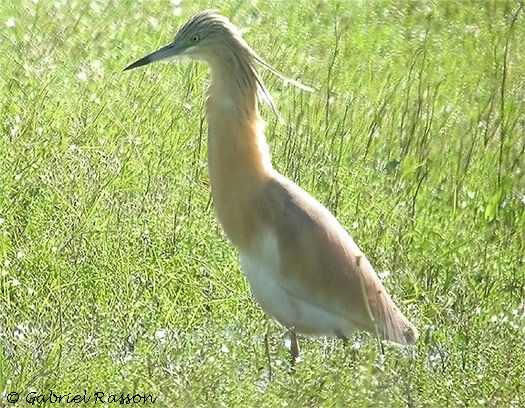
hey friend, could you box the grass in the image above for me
[1,0,524,406]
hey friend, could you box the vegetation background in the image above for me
[1,0,524,406]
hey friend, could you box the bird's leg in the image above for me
[340,336,348,357]
[339,335,349,348]
[378,340,385,356]
[264,317,273,381]
[339,335,353,363]
[375,332,386,371]
[288,328,299,366]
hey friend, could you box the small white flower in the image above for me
[90,2,102,13]
[10,125,19,137]
[171,0,181,6]
[148,17,159,28]
[17,251,25,259]
[90,60,104,77]
[14,324,29,340]
[11,278,20,287]
[465,25,480,36]
[76,70,87,81]
[378,270,390,280]
[284,338,291,349]
[0,217,4,224]
[14,329,25,340]
[17,324,29,332]
[441,104,453,115]
[85,335,95,344]
[155,329,167,344]
[221,344,229,353]
[6,17,16,28]
[1,270,7,277]
[352,221,359,229]
[173,7,182,16]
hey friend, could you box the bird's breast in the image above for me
[239,228,354,337]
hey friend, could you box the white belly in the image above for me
[239,230,354,337]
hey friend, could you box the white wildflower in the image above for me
[148,17,159,28]
[378,270,390,280]
[14,326,26,340]
[76,70,87,81]
[90,60,104,77]
[155,329,167,344]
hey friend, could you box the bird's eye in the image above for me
[191,35,200,43]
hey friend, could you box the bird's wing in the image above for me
[258,175,417,345]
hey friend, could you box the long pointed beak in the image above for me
[124,41,186,71]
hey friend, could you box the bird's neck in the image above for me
[204,61,275,247]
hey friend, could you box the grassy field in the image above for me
[1,0,524,406]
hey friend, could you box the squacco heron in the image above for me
[125,11,418,361]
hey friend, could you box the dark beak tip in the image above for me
[123,63,137,72]
[123,56,152,72]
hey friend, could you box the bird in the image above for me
[124,10,418,361]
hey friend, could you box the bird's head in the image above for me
[124,10,313,119]
[124,10,243,70]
